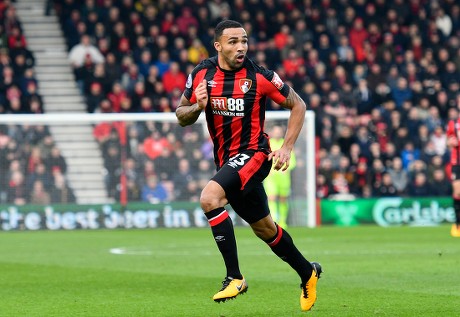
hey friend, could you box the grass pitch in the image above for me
[0,225,459,316]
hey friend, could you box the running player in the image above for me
[176,20,322,311]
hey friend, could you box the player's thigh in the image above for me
[212,151,271,196]
[229,183,271,224]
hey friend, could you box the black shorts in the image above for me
[211,150,272,224]
[452,165,460,181]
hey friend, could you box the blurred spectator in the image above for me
[401,142,420,170]
[429,168,452,197]
[316,174,330,199]
[172,158,195,199]
[7,171,27,205]
[187,38,209,65]
[48,146,67,174]
[68,34,104,68]
[162,62,186,94]
[141,175,168,203]
[408,172,430,197]
[143,130,172,160]
[387,157,408,196]
[50,172,76,203]
[30,180,51,205]
[85,82,104,113]
[374,172,397,197]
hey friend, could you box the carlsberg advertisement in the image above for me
[321,197,455,226]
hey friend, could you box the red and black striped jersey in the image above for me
[447,119,460,165]
[184,56,290,169]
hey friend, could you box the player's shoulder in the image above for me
[191,56,218,75]
[245,58,286,91]
[245,58,274,78]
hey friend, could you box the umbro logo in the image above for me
[215,235,225,242]
[208,80,217,88]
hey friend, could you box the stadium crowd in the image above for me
[1,0,460,204]
[0,1,75,205]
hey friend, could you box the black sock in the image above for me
[454,199,460,226]
[206,208,242,279]
[265,224,313,283]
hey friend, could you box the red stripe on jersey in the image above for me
[267,224,283,247]
[208,210,229,226]
[238,151,268,189]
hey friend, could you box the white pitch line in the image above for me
[109,247,153,256]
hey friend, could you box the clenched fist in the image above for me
[195,79,208,110]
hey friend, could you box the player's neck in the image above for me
[217,55,241,72]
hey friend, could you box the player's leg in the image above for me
[231,184,322,311]
[204,159,250,302]
[200,180,242,280]
[451,166,460,237]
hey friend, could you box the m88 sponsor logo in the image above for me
[211,97,245,116]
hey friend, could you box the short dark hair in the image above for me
[214,20,243,42]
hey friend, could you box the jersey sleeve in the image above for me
[183,66,207,104]
[257,69,290,104]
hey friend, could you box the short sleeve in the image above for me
[257,70,290,104]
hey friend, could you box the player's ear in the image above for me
[214,41,221,52]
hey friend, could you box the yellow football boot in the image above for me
[300,262,322,311]
[451,224,460,237]
[213,276,248,302]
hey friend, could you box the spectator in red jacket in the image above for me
[162,62,186,94]
[349,17,368,63]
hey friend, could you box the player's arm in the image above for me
[176,79,208,127]
[268,87,306,171]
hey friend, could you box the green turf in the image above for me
[0,225,459,316]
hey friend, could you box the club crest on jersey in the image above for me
[271,72,284,90]
[239,79,252,93]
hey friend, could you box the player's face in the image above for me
[215,27,248,70]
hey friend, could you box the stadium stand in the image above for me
[0,0,76,205]
[2,0,460,204]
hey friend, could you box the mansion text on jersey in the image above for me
[213,110,245,117]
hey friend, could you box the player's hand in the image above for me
[195,79,208,110]
[268,146,291,171]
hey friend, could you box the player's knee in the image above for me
[200,181,227,212]
[200,190,222,212]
